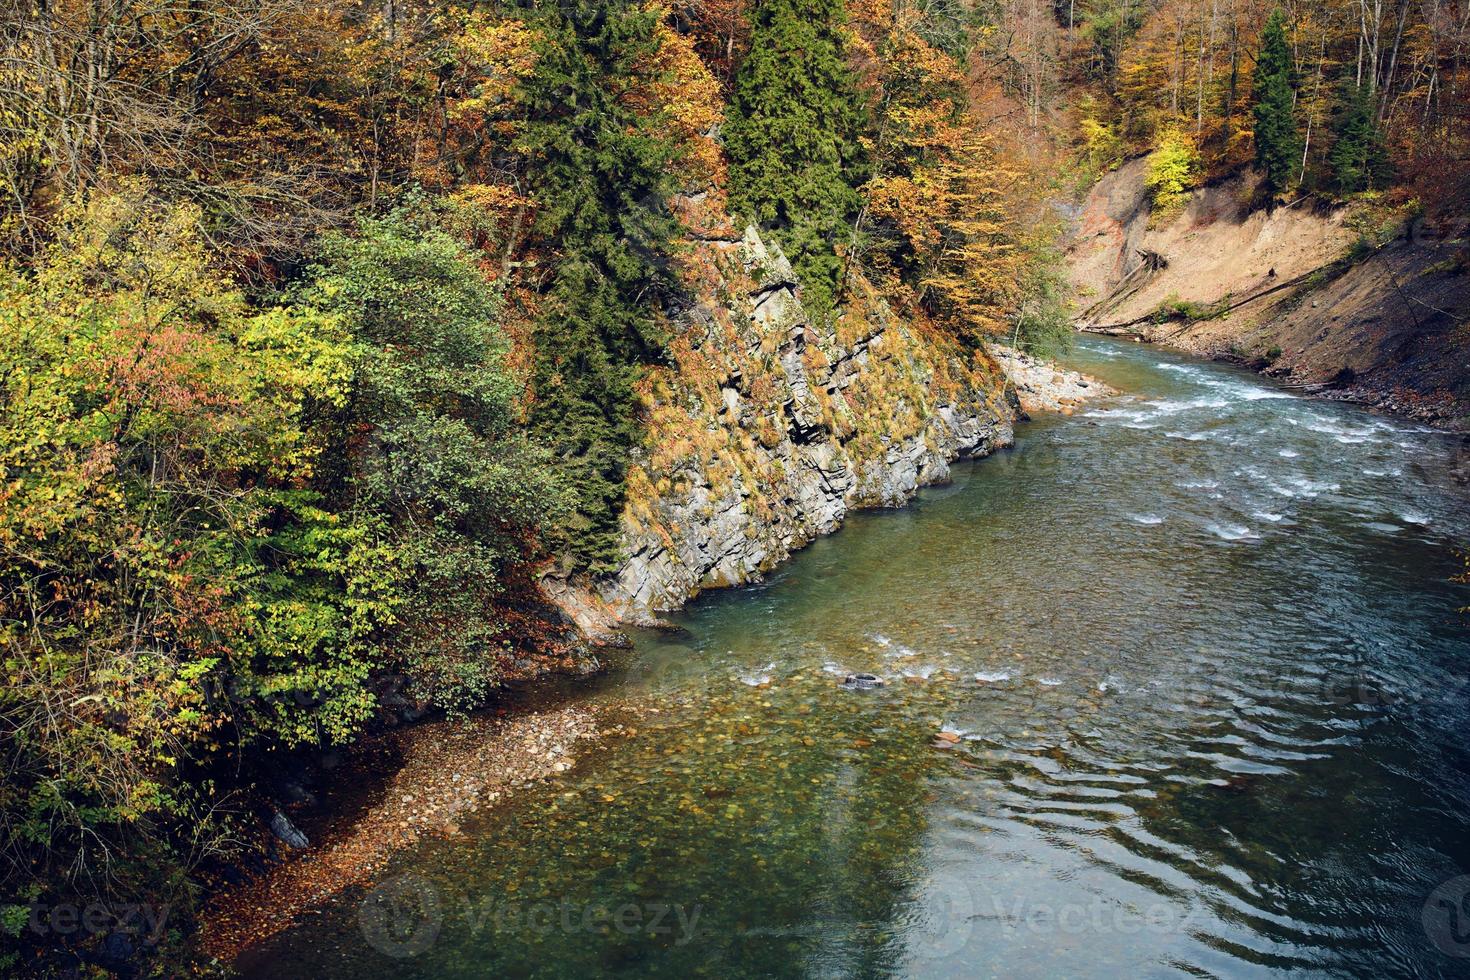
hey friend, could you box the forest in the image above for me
[2,0,1468,975]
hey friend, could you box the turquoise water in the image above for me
[240,339,1470,978]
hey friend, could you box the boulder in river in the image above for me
[841,673,885,690]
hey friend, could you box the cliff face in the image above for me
[1069,160,1470,427]
[598,226,1015,620]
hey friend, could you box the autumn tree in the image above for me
[669,0,751,86]
[1145,126,1201,217]
[0,0,402,258]
[852,2,1037,346]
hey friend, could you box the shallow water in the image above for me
[241,339,1470,978]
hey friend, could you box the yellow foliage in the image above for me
[448,10,540,121]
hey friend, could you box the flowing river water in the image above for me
[241,338,1470,978]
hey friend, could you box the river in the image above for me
[240,338,1470,978]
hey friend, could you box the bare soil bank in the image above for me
[1069,159,1470,429]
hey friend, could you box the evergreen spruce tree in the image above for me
[724,0,869,311]
[1328,81,1393,195]
[519,0,682,571]
[1251,9,1302,198]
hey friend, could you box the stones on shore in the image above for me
[991,344,1116,415]
[268,810,310,850]
[201,706,601,962]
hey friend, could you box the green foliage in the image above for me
[0,186,356,965]
[301,209,565,709]
[1152,293,1231,323]
[1252,10,1302,197]
[1145,127,1200,220]
[1329,82,1393,195]
[1012,240,1076,358]
[518,0,683,572]
[1347,234,1378,262]
[725,0,870,311]
[0,190,564,972]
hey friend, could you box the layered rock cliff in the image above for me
[597,226,1016,620]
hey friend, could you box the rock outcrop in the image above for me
[598,226,1016,619]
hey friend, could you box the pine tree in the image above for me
[1251,9,1301,198]
[1328,82,1393,195]
[519,0,683,571]
[724,0,869,311]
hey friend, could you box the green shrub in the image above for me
[1144,127,1200,222]
[0,192,565,973]
[301,210,567,710]
[0,187,360,969]
[1152,293,1228,323]
[1012,240,1076,358]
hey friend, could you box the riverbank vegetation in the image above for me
[0,0,1075,973]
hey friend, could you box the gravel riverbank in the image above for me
[200,705,605,961]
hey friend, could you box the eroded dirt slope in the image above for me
[1069,160,1470,427]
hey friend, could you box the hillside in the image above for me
[1069,159,1470,427]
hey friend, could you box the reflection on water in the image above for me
[241,339,1470,978]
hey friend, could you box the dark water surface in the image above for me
[241,339,1470,978]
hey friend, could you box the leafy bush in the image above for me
[1144,127,1200,221]
[0,192,563,972]
[0,186,358,967]
[1151,293,1229,323]
[1011,241,1076,358]
[300,210,566,709]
